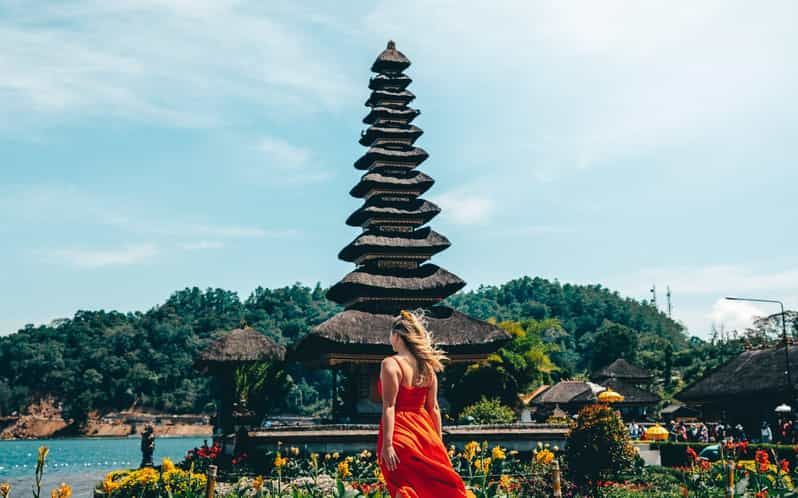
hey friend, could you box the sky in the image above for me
[2,0,797,338]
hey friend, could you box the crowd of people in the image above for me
[627,419,798,444]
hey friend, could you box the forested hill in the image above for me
[0,277,688,421]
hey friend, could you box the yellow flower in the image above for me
[448,445,456,458]
[50,483,71,498]
[464,441,480,461]
[289,446,300,456]
[0,483,10,498]
[274,453,288,469]
[161,458,176,473]
[466,489,477,498]
[324,453,331,460]
[499,475,512,490]
[337,461,351,479]
[374,467,385,485]
[332,452,340,459]
[534,449,555,465]
[310,453,319,469]
[359,449,372,459]
[474,457,492,473]
[252,476,264,492]
[491,446,506,461]
[38,446,50,465]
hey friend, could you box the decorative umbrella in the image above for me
[775,403,792,414]
[597,388,625,404]
[644,424,669,441]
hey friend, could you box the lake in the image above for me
[0,437,206,497]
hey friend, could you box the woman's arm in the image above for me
[425,373,442,439]
[380,358,401,471]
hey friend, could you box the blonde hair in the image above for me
[392,309,448,386]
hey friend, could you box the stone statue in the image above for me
[140,424,155,468]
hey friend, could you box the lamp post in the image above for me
[725,297,792,404]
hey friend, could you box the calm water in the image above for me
[0,437,205,497]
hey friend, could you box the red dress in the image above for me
[377,359,467,498]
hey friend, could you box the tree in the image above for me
[582,320,639,372]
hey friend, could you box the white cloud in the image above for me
[431,191,495,225]
[179,240,225,251]
[0,1,356,128]
[609,265,798,297]
[709,298,767,333]
[47,244,159,268]
[257,137,311,169]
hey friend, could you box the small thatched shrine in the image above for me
[291,41,511,421]
[591,359,660,420]
[196,326,285,436]
[677,344,797,433]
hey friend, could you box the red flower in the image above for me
[781,459,790,473]
[686,447,699,462]
[738,441,749,455]
[756,490,768,498]
[699,459,711,472]
[755,450,771,472]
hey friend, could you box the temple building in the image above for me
[291,41,510,421]
[591,358,660,420]
[677,344,798,434]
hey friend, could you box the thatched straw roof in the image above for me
[532,381,606,405]
[196,327,285,368]
[359,124,423,147]
[350,170,434,198]
[365,89,416,108]
[363,106,420,125]
[602,379,660,405]
[677,345,797,401]
[289,306,511,362]
[371,40,411,74]
[338,227,450,262]
[354,145,428,170]
[593,359,653,382]
[369,73,412,91]
[346,199,440,227]
[326,264,465,307]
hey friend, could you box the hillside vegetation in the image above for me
[0,276,735,423]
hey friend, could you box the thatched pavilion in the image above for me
[290,41,510,421]
[196,326,285,436]
[592,359,660,420]
[677,344,797,434]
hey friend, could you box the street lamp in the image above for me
[725,296,792,405]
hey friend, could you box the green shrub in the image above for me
[565,404,637,485]
[458,397,516,425]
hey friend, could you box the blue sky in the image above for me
[2,1,797,337]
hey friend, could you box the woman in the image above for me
[377,310,467,498]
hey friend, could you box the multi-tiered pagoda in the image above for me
[292,41,510,421]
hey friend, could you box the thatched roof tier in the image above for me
[359,124,423,147]
[289,306,511,365]
[677,345,798,402]
[338,227,450,263]
[326,264,465,307]
[371,40,411,74]
[346,198,440,227]
[363,106,420,125]
[532,381,606,405]
[354,145,428,170]
[601,379,660,405]
[593,359,654,382]
[350,170,434,199]
[369,73,412,91]
[365,89,416,108]
[196,326,285,369]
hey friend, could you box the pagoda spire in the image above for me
[327,41,465,312]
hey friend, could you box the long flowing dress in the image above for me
[377,358,467,498]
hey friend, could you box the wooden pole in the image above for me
[551,459,562,498]
[206,464,217,498]
[726,460,735,498]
